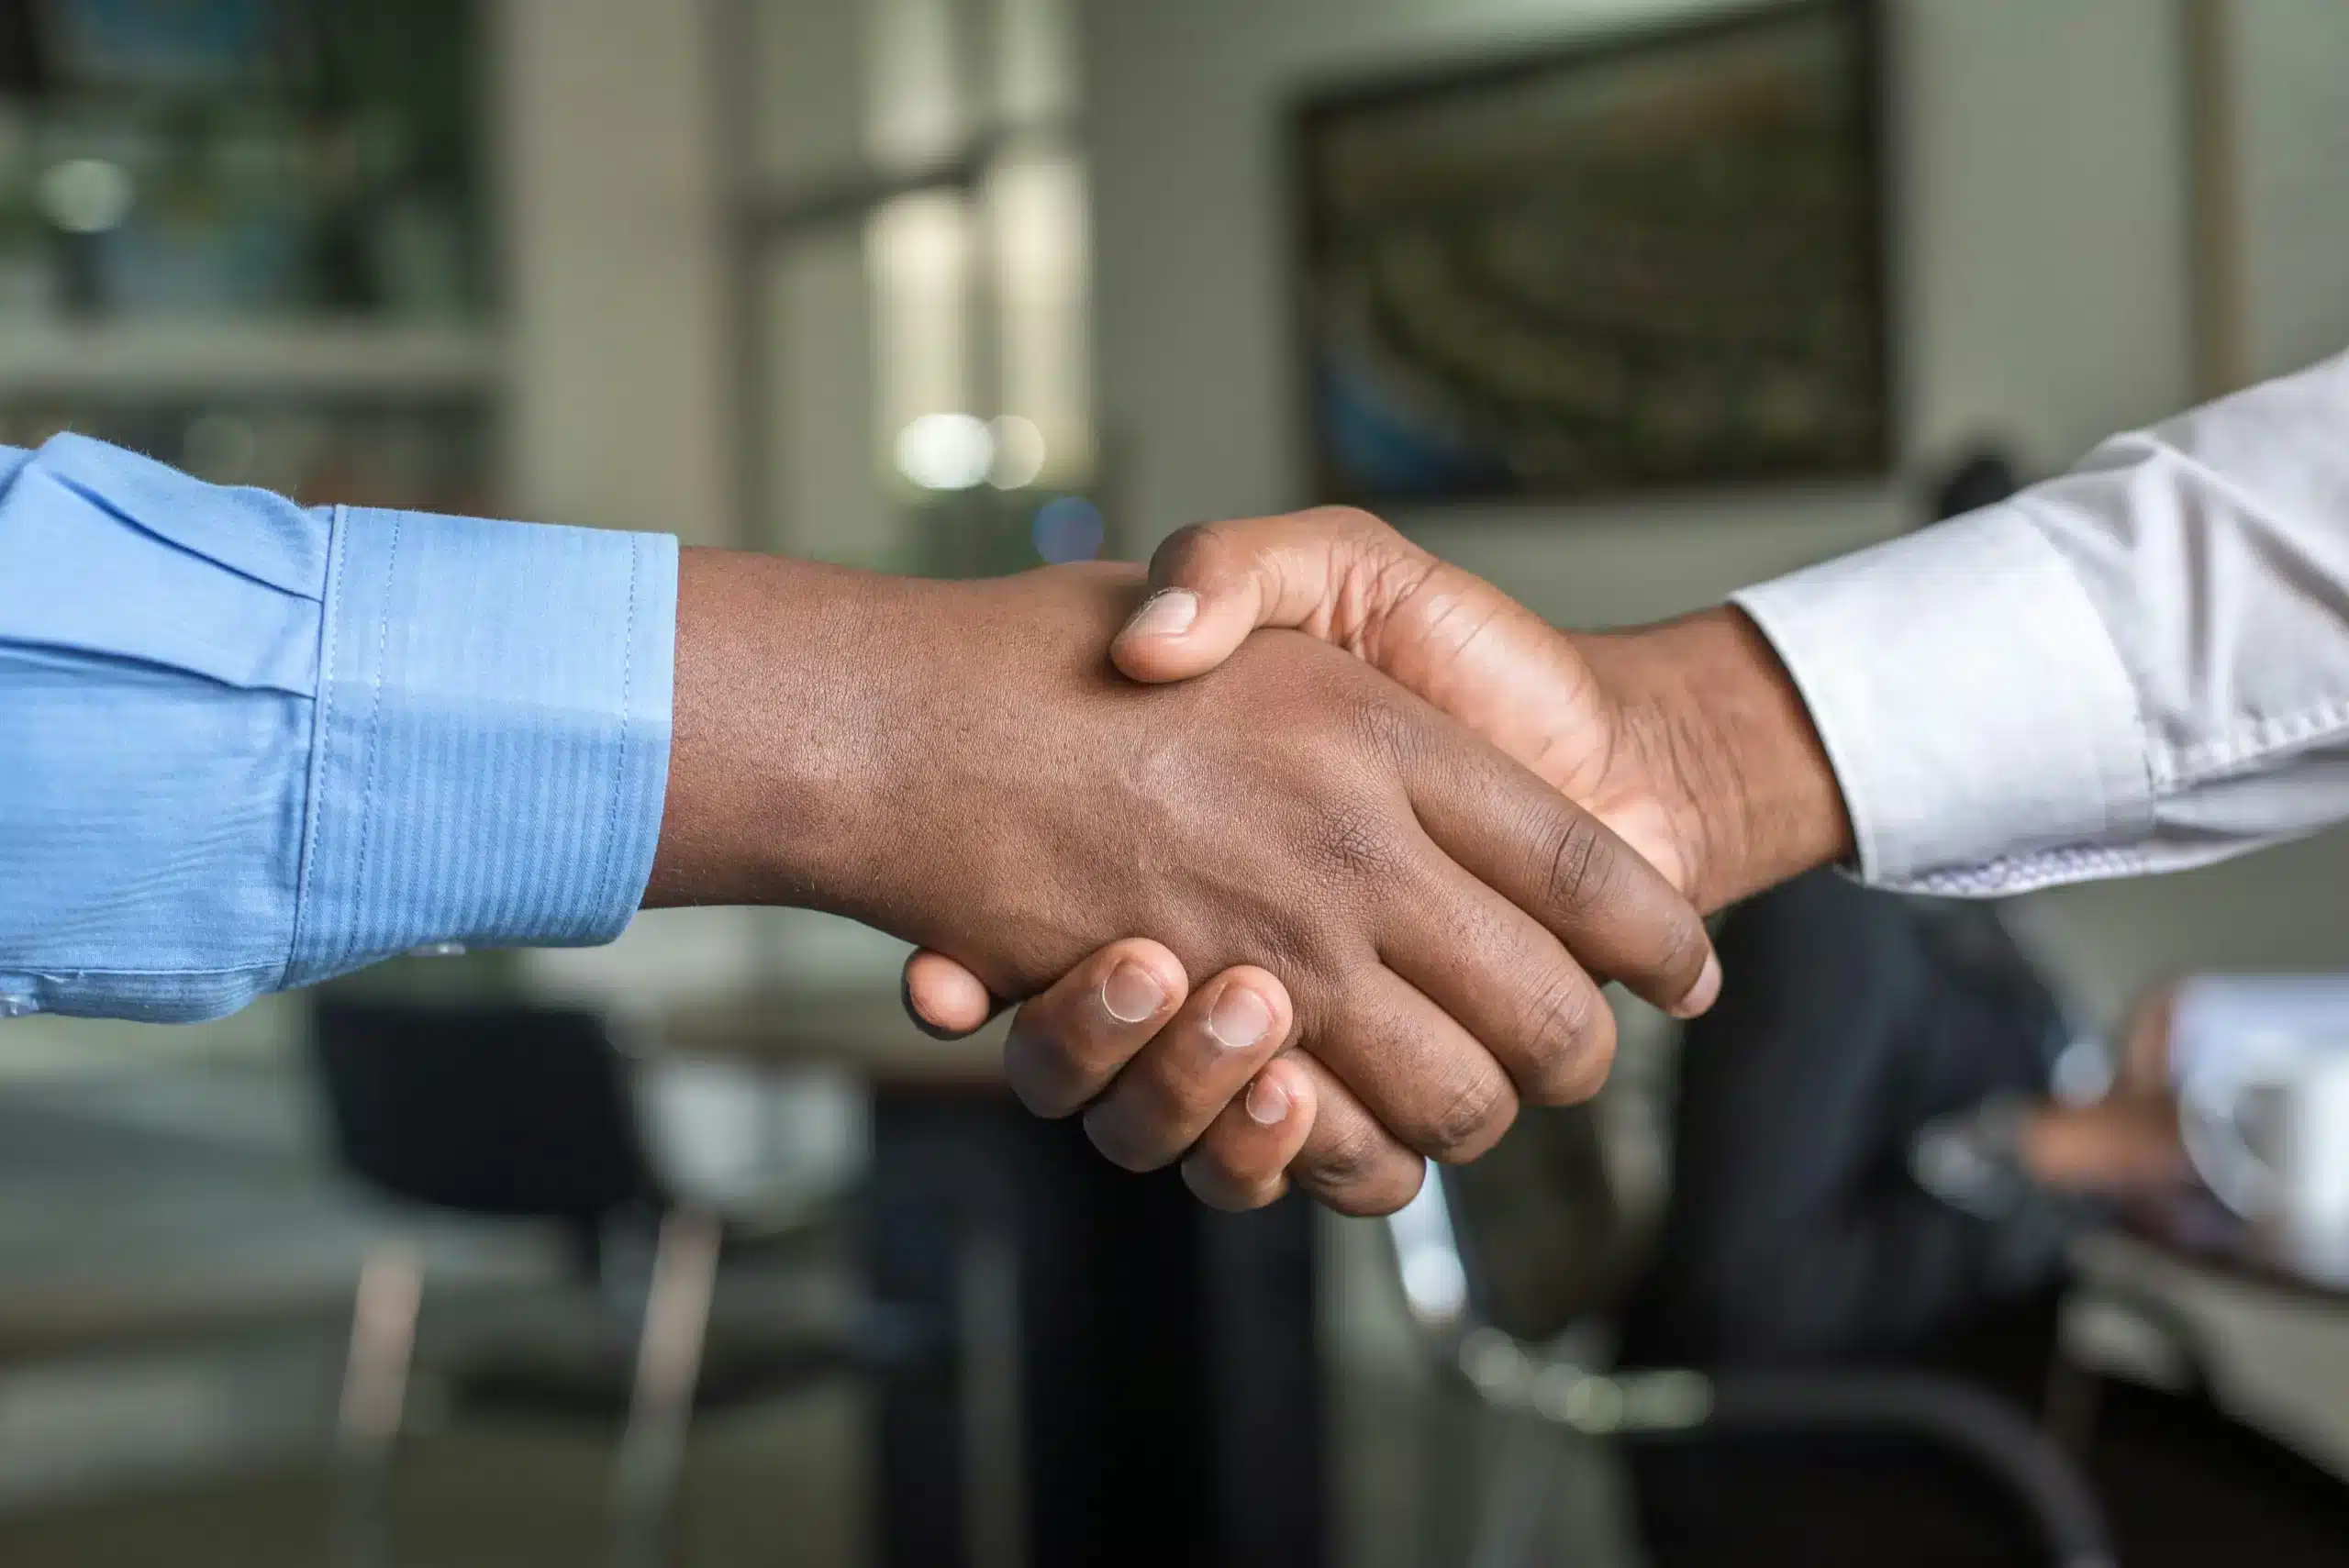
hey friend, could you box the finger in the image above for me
[1282,1056,1430,1218]
[1113,507,1430,684]
[1302,965,1520,1166]
[1404,730,1720,1019]
[1082,967,1296,1173]
[999,940,1191,1119]
[1379,853,1618,1107]
[2119,976,2185,1094]
[901,949,1000,1039]
[2021,1099,2188,1192]
[1181,1055,1319,1211]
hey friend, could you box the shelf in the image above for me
[0,321,506,401]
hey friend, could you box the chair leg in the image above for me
[1464,1414,1560,1568]
[613,1207,723,1568]
[333,1240,424,1568]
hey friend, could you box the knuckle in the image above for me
[1184,1133,1287,1211]
[1301,1113,1389,1193]
[1319,1156,1427,1218]
[1258,919,1339,993]
[1363,539,1443,608]
[1540,811,1620,918]
[1343,692,1419,766]
[1408,1067,1518,1164]
[1183,1159,1272,1213]
[1001,1029,1085,1118]
[1071,1029,1145,1085]
[1141,1064,1219,1139]
[1302,504,1386,538]
[1653,911,1708,991]
[1083,1102,1172,1173]
[1519,977,1617,1105]
[1315,801,1401,882]
[1006,1070,1072,1121]
[1197,1118,1285,1188]
[1152,520,1225,584]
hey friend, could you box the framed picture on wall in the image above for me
[1291,0,1891,505]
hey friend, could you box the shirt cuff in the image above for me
[286,507,677,985]
[1730,506,2151,894]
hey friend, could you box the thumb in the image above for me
[1112,508,1423,684]
[1111,522,1274,683]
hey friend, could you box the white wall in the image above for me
[2235,0,2349,384]
[499,0,733,546]
[1082,0,2349,1021]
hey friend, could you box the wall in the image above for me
[2235,0,2349,384]
[1082,0,2349,1022]
[499,0,733,546]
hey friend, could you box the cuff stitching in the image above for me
[596,535,643,917]
[2156,696,2349,786]
[344,513,402,970]
[287,505,351,984]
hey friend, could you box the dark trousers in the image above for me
[1621,872,2349,1565]
[1627,870,2068,1369]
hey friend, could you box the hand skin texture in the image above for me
[901,507,1855,1212]
[644,546,1718,1216]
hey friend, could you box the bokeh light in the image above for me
[1031,495,1106,562]
[36,159,134,235]
[894,412,994,491]
[987,415,1048,488]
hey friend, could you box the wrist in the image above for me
[644,547,902,911]
[1577,606,1852,912]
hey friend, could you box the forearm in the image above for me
[1576,607,1854,913]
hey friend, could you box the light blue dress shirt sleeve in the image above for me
[0,433,677,1023]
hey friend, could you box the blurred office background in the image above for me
[4,1,2349,1564]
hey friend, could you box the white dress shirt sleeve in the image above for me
[1731,350,2349,896]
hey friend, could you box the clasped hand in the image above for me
[896,508,1740,1216]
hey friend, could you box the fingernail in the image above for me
[1245,1075,1290,1126]
[1102,962,1165,1024]
[1123,589,1198,639]
[1671,951,1723,1019]
[1208,985,1274,1050]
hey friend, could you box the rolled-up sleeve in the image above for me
[0,433,676,1022]
[1733,350,2349,896]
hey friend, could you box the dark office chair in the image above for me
[310,998,910,1568]
[1386,1104,2116,1568]
[312,999,663,1284]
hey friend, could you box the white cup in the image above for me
[2179,1029,2349,1251]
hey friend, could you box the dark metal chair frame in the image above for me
[1384,1106,2118,1568]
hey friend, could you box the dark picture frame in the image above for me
[1289,0,1893,506]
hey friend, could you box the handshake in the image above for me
[647,507,1852,1216]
